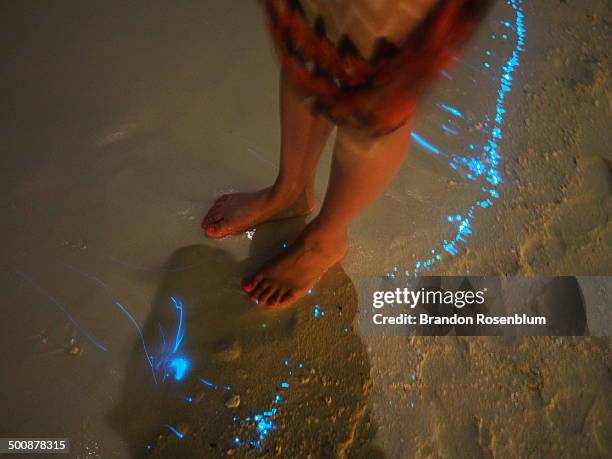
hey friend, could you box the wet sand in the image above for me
[0,0,610,458]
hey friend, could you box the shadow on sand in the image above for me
[110,219,386,458]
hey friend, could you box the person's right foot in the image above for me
[202,187,315,238]
[243,224,348,306]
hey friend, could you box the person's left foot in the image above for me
[243,226,347,307]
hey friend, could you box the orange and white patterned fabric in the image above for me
[266,0,493,135]
[298,0,441,59]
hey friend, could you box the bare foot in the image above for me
[202,187,315,238]
[242,226,347,307]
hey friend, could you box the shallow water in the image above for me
[0,0,610,457]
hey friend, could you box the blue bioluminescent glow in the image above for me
[229,360,307,449]
[402,0,525,279]
[150,296,192,382]
[168,356,190,381]
[145,0,525,448]
[55,264,195,385]
[198,377,232,391]
[170,296,184,353]
[410,132,444,156]
[239,392,282,447]
[437,103,465,119]
[441,123,459,136]
[115,301,158,384]
[14,268,108,352]
[165,424,185,440]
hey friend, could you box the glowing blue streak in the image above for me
[199,378,215,388]
[165,424,185,439]
[115,301,157,384]
[169,296,184,353]
[441,124,459,136]
[58,263,183,384]
[198,377,231,391]
[14,269,108,352]
[410,132,444,156]
[437,103,465,119]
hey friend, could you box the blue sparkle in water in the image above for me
[441,123,459,136]
[437,103,465,119]
[238,390,284,448]
[280,382,289,388]
[405,0,525,278]
[115,301,158,384]
[49,265,192,384]
[313,305,325,317]
[165,424,185,439]
[198,377,231,391]
[199,378,216,388]
[157,296,192,382]
[168,356,190,381]
[170,296,184,353]
[410,131,444,156]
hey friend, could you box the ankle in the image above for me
[303,218,348,242]
[269,183,313,207]
[269,181,299,200]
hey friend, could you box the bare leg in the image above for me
[244,123,412,306]
[203,72,333,238]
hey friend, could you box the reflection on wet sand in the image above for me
[111,222,385,458]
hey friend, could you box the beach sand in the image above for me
[0,0,610,457]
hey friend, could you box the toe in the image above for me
[243,273,264,292]
[259,286,277,305]
[205,223,225,239]
[203,212,220,224]
[264,289,282,307]
[207,211,223,222]
[279,289,296,306]
[250,282,270,302]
